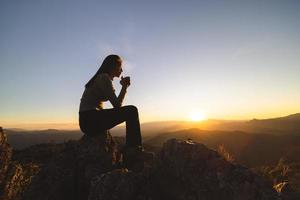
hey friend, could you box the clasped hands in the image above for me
[120,76,131,88]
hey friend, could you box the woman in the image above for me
[79,54,145,154]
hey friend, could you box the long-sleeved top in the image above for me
[79,73,125,112]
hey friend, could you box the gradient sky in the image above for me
[1,0,300,128]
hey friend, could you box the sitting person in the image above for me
[79,54,152,164]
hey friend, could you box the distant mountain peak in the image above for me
[249,113,300,122]
[284,113,300,120]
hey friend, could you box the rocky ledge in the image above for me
[89,139,279,200]
[1,127,281,200]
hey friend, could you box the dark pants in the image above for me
[79,105,142,147]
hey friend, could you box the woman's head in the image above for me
[85,54,122,88]
[98,54,122,74]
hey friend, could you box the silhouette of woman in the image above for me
[79,55,142,150]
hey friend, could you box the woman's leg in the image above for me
[80,106,142,147]
[100,105,142,147]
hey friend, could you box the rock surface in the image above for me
[1,128,282,200]
[0,127,12,189]
[22,131,118,200]
[274,181,299,200]
[89,139,279,200]
[1,127,40,200]
[1,128,118,200]
[0,126,12,198]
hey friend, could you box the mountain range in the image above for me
[4,113,300,149]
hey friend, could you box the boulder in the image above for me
[89,139,279,200]
[0,127,40,200]
[0,127,13,199]
[22,131,118,200]
[76,132,118,200]
[0,127,12,189]
[155,139,279,200]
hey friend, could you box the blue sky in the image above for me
[1,0,300,128]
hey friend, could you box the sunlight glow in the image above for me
[189,111,207,121]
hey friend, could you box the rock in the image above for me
[88,168,149,200]
[1,128,287,200]
[154,139,279,200]
[21,131,118,200]
[0,127,13,198]
[1,163,39,200]
[76,132,118,200]
[0,127,12,189]
[274,181,298,200]
[89,139,280,200]
[21,140,79,200]
[1,128,120,200]
[0,127,40,200]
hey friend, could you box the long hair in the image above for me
[85,54,122,88]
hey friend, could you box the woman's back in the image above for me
[79,73,115,112]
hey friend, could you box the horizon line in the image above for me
[2,112,299,131]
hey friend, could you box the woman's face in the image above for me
[111,61,123,78]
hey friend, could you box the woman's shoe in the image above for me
[122,146,154,171]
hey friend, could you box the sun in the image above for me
[189,111,207,122]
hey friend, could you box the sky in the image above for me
[1,0,300,128]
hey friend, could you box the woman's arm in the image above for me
[114,76,130,107]
[114,85,128,107]
[104,75,130,108]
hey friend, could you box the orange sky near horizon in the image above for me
[2,109,299,130]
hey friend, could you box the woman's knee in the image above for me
[123,105,138,116]
[127,105,138,112]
